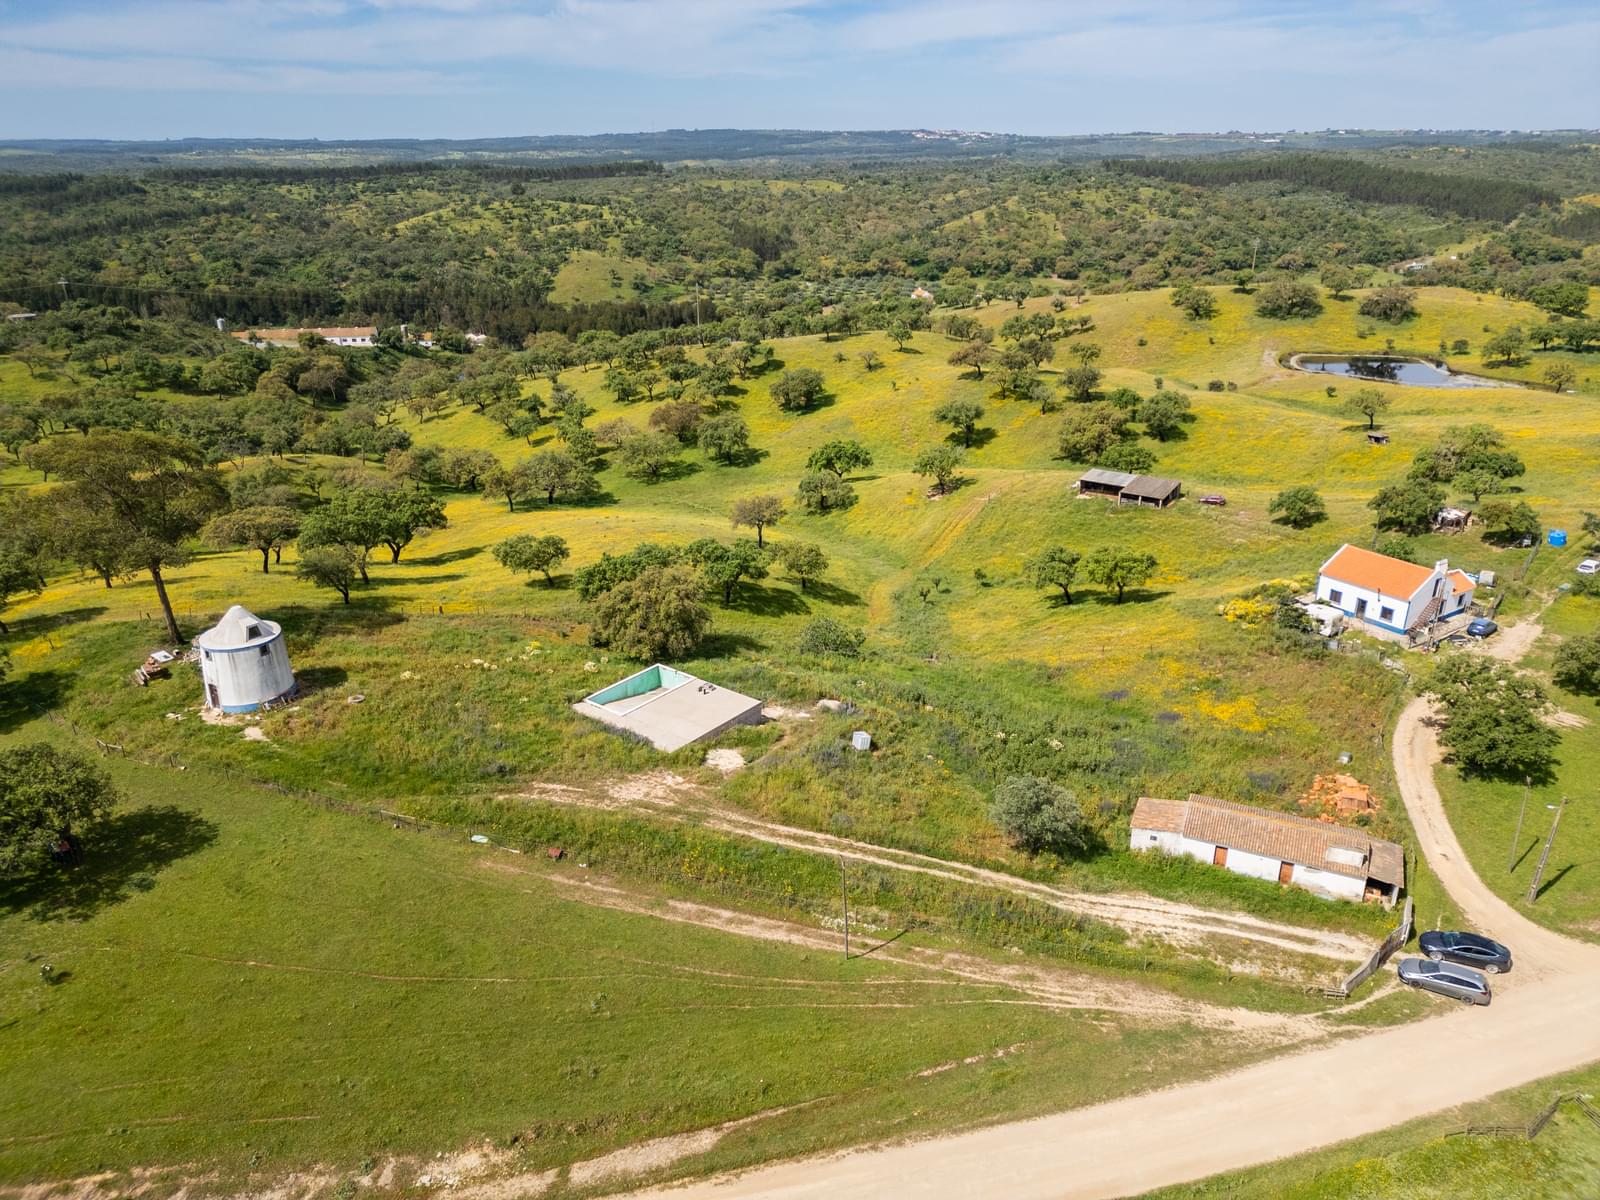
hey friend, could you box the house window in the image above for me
[1328,589,1343,604]
[1379,606,1395,622]
[258,645,271,658]
[202,650,211,661]
[245,623,262,639]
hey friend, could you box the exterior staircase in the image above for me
[1407,595,1443,638]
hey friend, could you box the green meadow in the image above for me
[3,281,1598,1185]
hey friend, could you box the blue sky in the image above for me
[0,1,1595,140]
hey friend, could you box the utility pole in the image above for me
[838,856,850,960]
[1527,796,1569,905]
[57,278,69,303]
[1508,775,1531,873]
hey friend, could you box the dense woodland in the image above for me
[0,143,1596,344]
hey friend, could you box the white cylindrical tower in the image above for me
[195,605,296,712]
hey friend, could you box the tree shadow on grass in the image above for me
[407,545,485,567]
[793,579,864,607]
[0,669,72,734]
[946,427,998,451]
[7,606,109,639]
[377,571,470,586]
[729,583,810,617]
[0,806,219,923]
[641,460,703,485]
[710,447,770,469]
[294,665,350,695]
[696,631,767,657]
[275,603,405,639]
[1086,587,1174,607]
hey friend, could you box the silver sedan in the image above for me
[1396,957,1492,1005]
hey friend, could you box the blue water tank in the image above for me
[1550,529,1568,547]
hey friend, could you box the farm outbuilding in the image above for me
[1075,470,1184,507]
[195,605,296,713]
[1118,475,1183,508]
[1076,468,1135,498]
[574,664,764,751]
[1131,794,1404,906]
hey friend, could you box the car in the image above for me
[1396,958,1492,1005]
[1466,618,1498,638]
[1418,930,1512,974]
[1198,494,1227,507]
[1578,559,1600,576]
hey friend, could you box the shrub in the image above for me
[1358,286,1418,323]
[797,616,865,658]
[1254,280,1322,319]
[989,775,1091,856]
[1267,485,1326,529]
[589,564,711,660]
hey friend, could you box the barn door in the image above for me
[1212,846,1228,867]
[1278,861,1294,884]
[207,683,220,709]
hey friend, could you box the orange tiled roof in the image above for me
[1132,794,1405,886]
[1448,569,1475,592]
[1320,544,1435,600]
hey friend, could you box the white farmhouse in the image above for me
[1315,543,1474,637]
[1131,794,1404,905]
[195,605,297,713]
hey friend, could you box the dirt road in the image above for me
[613,709,1600,1200]
[520,775,1372,967]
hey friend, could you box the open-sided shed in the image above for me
[1076,468,1135,498]
[1118,475,1183,508]
[574,664,764,751]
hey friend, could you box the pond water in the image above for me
[1290,354,1506,389]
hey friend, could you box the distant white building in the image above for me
[232,326,376,348]
[196,605,296,713]
[1131,794,1404,905]
[1315,544,1474,637]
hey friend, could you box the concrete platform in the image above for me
[574,664,764,751]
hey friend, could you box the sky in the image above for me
[0,0,1596,141]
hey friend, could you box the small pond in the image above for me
[1289,354,1510,389]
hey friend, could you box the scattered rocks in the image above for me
[704,748,746,773]
[817,698,853,713]
[241,726,269,742]
[347,694,366,704]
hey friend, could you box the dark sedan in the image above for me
[1419,929,1513,974]
[1396,958,1492,1005]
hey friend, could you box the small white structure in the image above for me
[231,326,376,348]
[195,605,296,713]
[574,664,763,751]
[1315,544,1474,637]
[1131,794,1404,905]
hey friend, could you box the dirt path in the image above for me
[485,859,1312,1040]
[608,708,1600,1200]
[517,774,1371,968]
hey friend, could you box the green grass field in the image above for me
[1140,1059,1600,1199]
[0,717,1252,1189]
[1434,588,1600,938]
[3,280,1596,1186]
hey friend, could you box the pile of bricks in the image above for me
[1298,773,1380,822]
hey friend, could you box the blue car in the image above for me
[1466,618,1498,638]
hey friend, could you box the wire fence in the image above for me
[1449,1092,1600,1141]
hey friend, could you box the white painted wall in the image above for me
[1315,578,1415,629]
[1131,827,1367,902]
[200,634,296,712]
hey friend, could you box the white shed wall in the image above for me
[1315,578,1416,630]
[1131,828,1369,902]
[200,635,295,712]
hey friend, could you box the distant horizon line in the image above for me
[3,126,1597,146]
